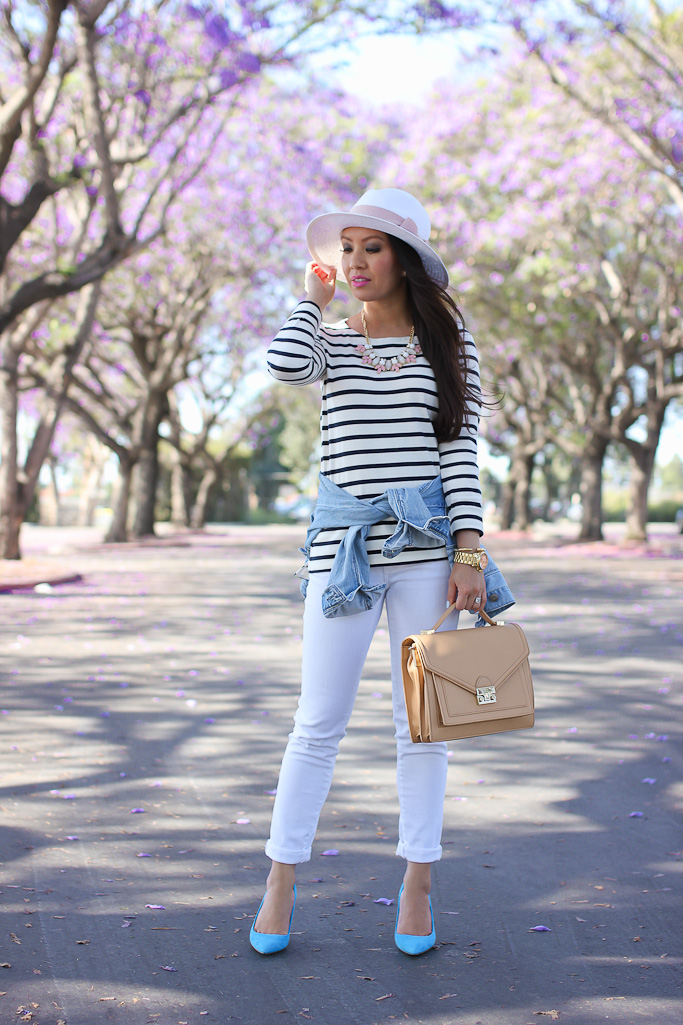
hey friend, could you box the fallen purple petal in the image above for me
[235,817,250,825]
[145,904,165,910]
[321,849,339,856]
[136,852,152,857]
[530,925,551,932]
[66,835,79,841]
[642,778,657,784]
[373,897,394,905]
[629,812,644,818]
[131,808,146,813]
[160,965,177,971]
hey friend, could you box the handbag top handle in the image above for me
[426,604,500,635]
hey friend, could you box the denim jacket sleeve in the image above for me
[475,552,515,626]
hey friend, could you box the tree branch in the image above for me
[0,0,69,177]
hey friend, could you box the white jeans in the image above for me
[265,559,458,865]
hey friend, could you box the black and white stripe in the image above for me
[267,300,483,572]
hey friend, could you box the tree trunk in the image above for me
[624,404,667,541]
[500,477,515,530]
[0,283,99,556]
[77,440,107,527]
[190,466,218,529]
[130,390,167,538]
[105,457,134,543]
[170,454,191,526]
[48,456,62,527]
[0,352,23,559]
[540,461,560,520]
[512,453,535,530]
[578,437,608,541]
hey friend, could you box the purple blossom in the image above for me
[205,14,236,48]
[219,69,239,90]
[237,52,261,75]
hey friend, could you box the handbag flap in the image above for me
[413,623,529,694]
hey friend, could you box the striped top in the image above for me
[267,300,483,573]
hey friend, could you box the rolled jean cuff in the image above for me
[395,841,442,863]
[265,840,312,865]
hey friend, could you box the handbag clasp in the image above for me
[476,686,497,705]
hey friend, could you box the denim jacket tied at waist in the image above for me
[299,474,515,623]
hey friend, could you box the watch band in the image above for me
[452,548,487,571]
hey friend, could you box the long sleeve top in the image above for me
[266,299,484,573]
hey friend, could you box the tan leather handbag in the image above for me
[401,606,534,743]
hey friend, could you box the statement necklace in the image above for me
[355,310,421,373]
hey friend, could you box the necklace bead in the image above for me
[356,310,421,373]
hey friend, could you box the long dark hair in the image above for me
[390,236,481,443]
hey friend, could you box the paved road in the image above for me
[1,525,681,1025]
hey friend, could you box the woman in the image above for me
[251,188,509,956]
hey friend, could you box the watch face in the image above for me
[479,551,489,569]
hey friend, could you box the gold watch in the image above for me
[452,547,488,572]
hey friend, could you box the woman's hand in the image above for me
[305,260,336,310]
[447,562,486,612]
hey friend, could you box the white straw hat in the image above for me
[306,188,449,288]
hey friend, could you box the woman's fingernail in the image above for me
[445,600,450,608]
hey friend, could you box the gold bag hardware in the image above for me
[401,606,534,743]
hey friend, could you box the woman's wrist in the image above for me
[455,530,482,550]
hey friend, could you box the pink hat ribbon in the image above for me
[350,204,421,239]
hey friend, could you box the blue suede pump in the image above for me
[394,883,436,955]
[249,885,297,955]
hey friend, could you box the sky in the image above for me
[309,29,482,105]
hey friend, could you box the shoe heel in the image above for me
[249,884,297,955]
